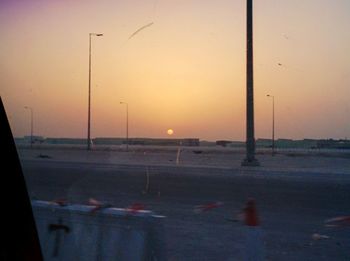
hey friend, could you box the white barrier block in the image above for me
[31,200,166,261]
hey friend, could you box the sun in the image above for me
[167,129,174,135]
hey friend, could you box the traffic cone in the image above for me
[243,198,264,261]
[244,198,259,227]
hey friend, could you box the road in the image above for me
[21,158,350,260]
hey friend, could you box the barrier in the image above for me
[31,200,166,261]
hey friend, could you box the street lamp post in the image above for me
[120,102,129,152]
[267,94,275,155]
[24,106,33,149]
[242,0,259,166]
[87,32,103,151]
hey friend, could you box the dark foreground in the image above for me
[21,159,350,260]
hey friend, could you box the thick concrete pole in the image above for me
[242,0,260,166]
[87,33,92,151]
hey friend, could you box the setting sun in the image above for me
[167,129,174,136]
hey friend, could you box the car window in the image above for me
[1,0,350,260]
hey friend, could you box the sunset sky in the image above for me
[1,0,349,141]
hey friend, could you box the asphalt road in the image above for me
[21,159,350,261]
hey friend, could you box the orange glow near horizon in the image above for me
[1,0,349,141]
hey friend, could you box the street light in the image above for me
[24,106,33,149]
[267,94,275,155]
[87,32,103,151]
[120,102,129,152]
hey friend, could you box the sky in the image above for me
[1,0,349,141]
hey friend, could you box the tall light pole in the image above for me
[242,0,259,166]
[120,102,129,152]
[24,106,33,149]
[267,94,275,155]
[87,32,103,151]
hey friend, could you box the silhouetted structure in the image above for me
[267,94,275,155]
[317,139,350,149]
[87,33,103,151]
[24,106,33,149]
[42,137,200,147]
[242,0,259,166]
[120,102,129,151]
[216,140,232,147]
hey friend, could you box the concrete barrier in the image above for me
[32,200,166,261]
